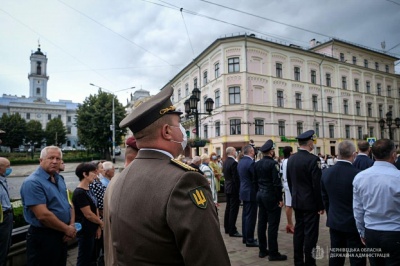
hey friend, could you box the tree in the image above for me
[45,118,67,146]
[25,120,45,148]
[0,113,27,149]
[75,89,126,159]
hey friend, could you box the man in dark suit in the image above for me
[287,130,325,266]
[321,140,366,266]
[237,144,258,247]
[353,140,374,170]
[223,146,242,237]
[109,86,230,265]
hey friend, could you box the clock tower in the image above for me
[28,44,49,102]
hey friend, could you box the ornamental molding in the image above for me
[273,80,287,86]
[341,91,351,97]
[248,76,268,84]
[272,53,286,61]
[292,83,304,89]
[226,47,241,54]
[309,86,320,93]
[248,48,268,57]
[325,89,335,95]
[227,75,242,82]
[291,58,304,65]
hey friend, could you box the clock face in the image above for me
[37,114,41,118]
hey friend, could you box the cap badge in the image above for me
[189,187,207,209]
[160,106,176,115]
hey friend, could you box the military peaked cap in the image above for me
[260,139,274,152]
[296,130,317,141]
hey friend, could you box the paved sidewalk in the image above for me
[67,203,353,266]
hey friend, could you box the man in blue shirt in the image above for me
[353,139,400,265]
[20,146,76,266]
[0,157,13,266]
[353,140,374,170]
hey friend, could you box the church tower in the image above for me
[28,44,49,102]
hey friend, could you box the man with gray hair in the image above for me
[101,161,115,188]
[189,156,204,175]
[321,140,366,265]
[20,146,76,266]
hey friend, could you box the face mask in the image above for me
[170,124,187,150]
[211,156,217,160]
[4,168,12,177]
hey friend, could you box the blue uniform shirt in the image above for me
[0,176,11,211]
[20,166,71,227]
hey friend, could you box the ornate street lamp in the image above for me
[379,111,400,140]
[184,87,214,155]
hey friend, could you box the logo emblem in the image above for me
[189,187,207,209]
[312,245,325,260]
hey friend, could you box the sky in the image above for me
[0,0,399,105]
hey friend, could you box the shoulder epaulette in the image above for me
[171,158,198,172]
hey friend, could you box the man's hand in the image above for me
[278,201,284,208]
[64,224,77,238]
[63,235,74,243]
[318,210,325,215]
[95,227,102,239]
[360,237,366,246]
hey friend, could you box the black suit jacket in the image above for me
[321,161,360,233]
[223,157,240,195]
[353,154,374,170]
[287,149,324,211]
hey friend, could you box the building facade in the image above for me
[168,34,400,157]
[0,45,79,148]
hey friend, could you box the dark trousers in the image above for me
[224,193,240,235]
[257,192,281,255]
[26,226,67,266]
[0,212,13,266]
[329,228,366,266]
[293,209,320,266]
[365,228,400,266]
[77,234,96,266]
[242,201,257,243]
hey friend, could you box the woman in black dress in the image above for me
[72,163,104,266]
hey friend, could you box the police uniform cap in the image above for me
[119,85,182,133]
[126,136,138,149]
[260,139,274,152]
[296,130,316,141]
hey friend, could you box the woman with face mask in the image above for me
[209,152,222,192]
[199,154,218,206]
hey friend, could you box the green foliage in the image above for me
[0,113,27,148]
[45,118,67,146]
[0,151,102,165]
[75,89,126,157]
[25,120,45,147]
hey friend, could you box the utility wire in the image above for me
[180,8,196,57]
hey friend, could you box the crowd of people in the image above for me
[0,85,399,266]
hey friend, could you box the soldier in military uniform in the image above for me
[109,86,230,265]
[287,130,325,266]
[254,140,287,261]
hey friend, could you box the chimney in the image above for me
[310,38,316,48]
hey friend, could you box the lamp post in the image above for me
[184,87,214,156]
[378,111,400,140]
[90,83,135,163]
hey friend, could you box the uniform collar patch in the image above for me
[188,187,207,209]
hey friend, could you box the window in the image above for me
[36,62,41,75]
[185,83,189,96]
[48,114,51,120]
[385,65,389,73]
[230,119,241,135]
[58,114,61,119]
[295,93,302,109]
[379,104,383,118]
[215,90,220,108]
[215,121,220,137]
[340,53,345,62]
[356,101,361,116]
[364,59,368,68]
[327,97,333,113]
[366,81,371,94]
[312,95,318,111]
[311,70,316,84]
[203,71,208,85]
[67,127,71,134]
[315,122,320,137]
[345,125,350,139]
[342,76,347,89]
[387,86,392,97]
[352,56,357,64]
[278,121,285,136]
[68,116,71,122]
[36,88,41,95]
[277,90,284,107]
[343,100,349,114]
[354,79,359,92]
[229,87,241,104]
[193,78,198,88]
[369,127,374,138]
[329,125,335,138]
[215,63,220,78]
[228,57,240,73]
[389,105,393,112]
[276,63,283,78]
[294,67,300,81]
[26,113,30,119]
[297,122,303,136]
[398,88,400,98]
[255,119,264,135]
[367,103,372,117]
[178,89,181,100]
[377,83,381,95]
[203,124,208,139]
[326,73,331,87]
[357,126,363,140]
[375,62,379,70]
